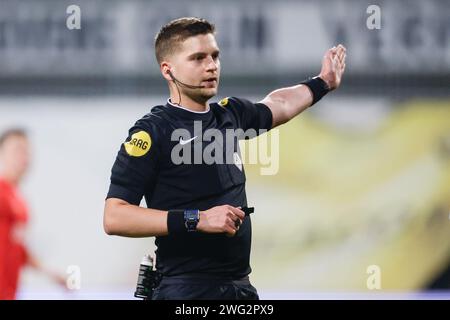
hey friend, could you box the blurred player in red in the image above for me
[0,128,65,300]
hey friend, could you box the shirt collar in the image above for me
[165,98,213,121]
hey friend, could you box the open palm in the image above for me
[319,44,346,91]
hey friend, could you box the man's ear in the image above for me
[160,62,172,82]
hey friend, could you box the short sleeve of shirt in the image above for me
[106,119,161,205]
[224,97,273,136]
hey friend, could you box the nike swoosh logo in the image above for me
[179,136,198,145]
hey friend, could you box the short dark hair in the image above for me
[154,17,215,64]
[0,128,27,147]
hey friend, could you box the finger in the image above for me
[336,55,344,68]
[338,50,346,62]
[336,46,345,59]
[331,55,339,71]
[338,52,346,67]
[337,44,346,52]
[229,206,245,220]
[336,50,344,62]
[225,227,236,237]
[325,52,334,68]
[335,55,342,69]
[226,217,239,230]
[324,47,334,59]
[227,211,239,223]
[339,57,345,71]
[227,217,242,232]
[329,48,337,59]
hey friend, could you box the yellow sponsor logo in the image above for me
[218,97,229,107]
[124,131,151,157]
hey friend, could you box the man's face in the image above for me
[168,33,220,102]
[0,135,30,181]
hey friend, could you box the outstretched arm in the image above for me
[27,254,67,287]
[260,44,347,128]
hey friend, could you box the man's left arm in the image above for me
[260,44,347,128]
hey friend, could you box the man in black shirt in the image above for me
[104,17,346,300]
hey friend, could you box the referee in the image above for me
[104,17,346,300]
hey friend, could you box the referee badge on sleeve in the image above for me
[124,130,152,157]
[218,97,229,107]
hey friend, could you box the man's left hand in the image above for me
[318,44,347,91]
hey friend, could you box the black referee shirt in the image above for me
[106,97,273,278]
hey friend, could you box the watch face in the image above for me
[185,220,197,232]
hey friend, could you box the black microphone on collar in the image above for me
[168,70,206,89]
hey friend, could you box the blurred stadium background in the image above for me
[0,0,449,299]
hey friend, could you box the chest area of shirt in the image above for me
[153,120,245,191]
[1,190,28,223]
[164,119,244,167]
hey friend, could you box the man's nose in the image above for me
[205,56,218,71]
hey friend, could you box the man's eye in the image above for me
[196,56,203,61]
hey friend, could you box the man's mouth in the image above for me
[203,77,218,87]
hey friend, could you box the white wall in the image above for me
[0,96,164,297]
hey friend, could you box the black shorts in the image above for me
[151,275,259,300]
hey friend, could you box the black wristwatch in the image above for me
[184,209,200,232]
